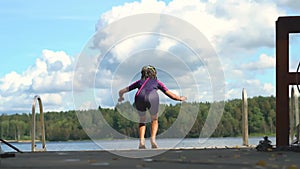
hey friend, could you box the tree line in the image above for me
[0,96,279,141]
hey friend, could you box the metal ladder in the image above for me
[0,138,22,153]
[31,95,46,152]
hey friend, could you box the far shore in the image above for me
[3,140,40,143]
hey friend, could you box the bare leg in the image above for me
[150,114,158,148]
[139,115,146,149]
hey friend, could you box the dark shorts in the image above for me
[134,90,159,116]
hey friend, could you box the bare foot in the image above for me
[139,138,146,149]
[150,138,158,149]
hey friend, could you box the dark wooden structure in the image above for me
[276,16,300,147]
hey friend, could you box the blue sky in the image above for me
[0,0,139,77]
[0,0,300,114]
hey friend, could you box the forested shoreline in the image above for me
[0,96,278,141]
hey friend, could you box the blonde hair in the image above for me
[141,65,157,79]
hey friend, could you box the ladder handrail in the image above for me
[0,138,23,153]
[31,95,46,152]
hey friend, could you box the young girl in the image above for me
[118,65,186,149]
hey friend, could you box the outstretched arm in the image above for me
[118,87,129,102]
[165,90,187,101]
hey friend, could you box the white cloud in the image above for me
[96,0,167,30]
[156,38,178,51]
[42,49,72,71]
[75,0,284,110]
[211,1,283,54]
[0,49,74,113]
[40,93,63,106]
[242,54,275,70]
[95,0,284,67]
[263,83,274,94]
[225,80,275,100]
[0,0,291,113]
[31,71,73,93]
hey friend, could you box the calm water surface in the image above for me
[1,137,275,152]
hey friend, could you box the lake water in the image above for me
[1,137,275,153]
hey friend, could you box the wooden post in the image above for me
[296,89,299,143]
[242,88,249,146]
[293,86,300,143]
[276,16,300,147]
[290,87,295,143]
[0,141,2,154]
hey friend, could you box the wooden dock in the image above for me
[1,147,299,169]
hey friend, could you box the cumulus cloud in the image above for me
[95,0,283,64]
[206,1,283,55]
[91,0,283,103]
[0,0,290,113]
[96,0,167,30]
[0,50,74,113]
[225,80,275,99]
[241,54,275,70]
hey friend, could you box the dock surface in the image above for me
[1,148,299,169]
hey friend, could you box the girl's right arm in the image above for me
[118,87,129,102]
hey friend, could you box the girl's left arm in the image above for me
[165,90,187,101]
[158,80,186,101]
